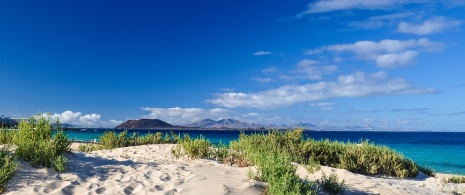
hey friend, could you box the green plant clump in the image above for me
[99,130,180,149]
[317,172,347,195]
[13,116,72,172]
[0,129,15,145]
[449,175,465,183]
[418,165,436,177]
[0,148,18,193]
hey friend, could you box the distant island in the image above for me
[115,118,277,130]
[113,118,383,131]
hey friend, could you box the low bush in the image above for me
[0,148,18,193]
[317,172,346,195]
[336,140,418,178]
[449,175,465,183]
[78,143,103,153]
[13,116,72,171]
[99,130,180,149]
[0,129,14,145]
[418,165,436,177]
[174,134,213,160]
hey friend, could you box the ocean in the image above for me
[64,129,465,175]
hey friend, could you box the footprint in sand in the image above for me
[159,173,171,181]
[95,187,106,194]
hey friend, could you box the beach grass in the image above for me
[13,116,72,171]
[317,171,347,195]
[0,147,18,194]
[449,175,465,183]
[0,115,73,193]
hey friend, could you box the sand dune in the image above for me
[4,144,464,194]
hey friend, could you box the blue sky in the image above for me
[1,0,465,131]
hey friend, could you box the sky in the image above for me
[1,0,465,131]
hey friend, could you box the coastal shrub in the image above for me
[233,130,421,178]
[78,143,103,153]
[449,175,465,183]
[99,130,129,149]
[51,155,67,172]
[317,172,346,195]
[100,130,180,149]
[336,140,418,178]
[300,139,346,167]
[418,165,436,177]
[232,133,317,195]
[13,116,72,171]
[180,134,213,160]
[303,157,320,174]
[0,129,15,145]
[0,148,18,193]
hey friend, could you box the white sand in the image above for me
[4,144,465,195]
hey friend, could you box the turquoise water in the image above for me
[64,129,465,175]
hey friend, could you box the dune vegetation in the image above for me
[0,115,72,193]
[77,129,437,194]
[2,118,443,194]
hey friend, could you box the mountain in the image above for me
[185,118,268,129]
[52,123,80,128]
[185,119,218,127]
[115,119,174,129]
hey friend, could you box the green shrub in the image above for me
[180,134,213,160]
[303,157,321,174]
[13,115,71,171]
[227,131,317,194]
[449,175,465,183]
[317,172,346,195]
[0,129,15,145]
[0,148,18,193]
[78,143,103,153]
[100,130,180,149]
[336,140,418,178]
[418,165,436,177]
[51,155,67,172]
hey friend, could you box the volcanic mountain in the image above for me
[115,119,174,129]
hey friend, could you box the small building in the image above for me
[1,115,19,127]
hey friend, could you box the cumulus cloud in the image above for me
[306,38,443,68]
[253,51,272,56]
[397,16,463,35]
[208,71,436,109]
[375,50,418,68]
[301,0,421,14]
[48,111,119,127]
[141,107,236,125]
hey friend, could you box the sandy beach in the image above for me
[4,144,465,195]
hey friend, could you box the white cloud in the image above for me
[141,107,236,125]
[310,102,335,107]
[302,0,421,14]
[294,59,338,80]
[262,66,279,74]
[252,77,272,84]
[307,38,443,68]
[47,111,119,127]
[208,71,436,109]
[79,114,101,125]
[397,16,463,35]
[375,50,418,68]
[253,51,272,56]
[348,12,415,29]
